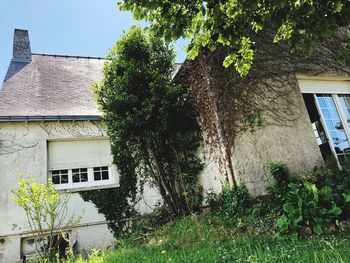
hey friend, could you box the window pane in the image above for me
[61,174,68,184]
[94,171,101,181]
[339,95,350,128]
[81,172,88,182]
[93,166,109,181]
[316,94,350,157]
[72,173,79,183]
[52,175,60,184]
[318,97,327,108]
[102,171,109,180]
[322,108,331,119]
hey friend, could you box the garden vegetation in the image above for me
[65,162,350,262]
[80,26,203,238]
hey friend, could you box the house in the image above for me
[0,29,161,262]
[174,28,350,194]
[1,27,350,262]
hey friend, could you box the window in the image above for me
[72,168,88,183]
[21,232,70,260]
[315,94,350,160]
[51,170,68,184]
[300,79,350,163]
[48,139,119,191]
[94,166,109,181]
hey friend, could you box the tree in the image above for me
[91,26,203,219]
[12,176,79,261]
[120,0,350,76]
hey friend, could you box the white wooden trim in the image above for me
[313,94,340,167]
[50,165,118,191]
[299,79,350,94]
[296,74,350,81]
[333,95,350,144]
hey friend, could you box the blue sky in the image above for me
[0,0,187,82]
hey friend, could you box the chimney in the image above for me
[13,29,31,62]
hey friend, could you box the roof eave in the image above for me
[0,115,102,122]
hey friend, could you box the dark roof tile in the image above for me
[0,54,104,117]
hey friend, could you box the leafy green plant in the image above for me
[312,167,350,218]
[13,175,79,261]
[267,162,299,209]
[211,184,251,218]
[120,0,350,76]
[277,181,342,239]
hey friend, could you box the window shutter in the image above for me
[48,139,113,170]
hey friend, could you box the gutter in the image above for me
[0,115,102,122]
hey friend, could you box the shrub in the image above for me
[211,184,252,218]
[267,162,299,209]
[89,25,203,227]
[277,180,342,239]
[312,167,350,219]
[13,175,79,260]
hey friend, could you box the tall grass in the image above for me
[67,214,350,263]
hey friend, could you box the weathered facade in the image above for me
[1,27,350,262]
[177,28,350,195]
[0,30,160,262]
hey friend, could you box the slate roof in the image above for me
[0,54,104,120]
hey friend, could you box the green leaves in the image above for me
[274,21,295,43]
[343,193,350,203]
[12,175,78,260]
[223,53,237,68]
[334,0,344,12]
[277,177,345,238]
[86,26,203,233]
[119,0,350,76]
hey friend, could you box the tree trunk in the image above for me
[147,142,180,214]
[200,55,238,187]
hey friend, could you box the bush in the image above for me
[13,176,79,261]
[267,162,299,209]
[312,167,350,219]
[277,180,342,239]
[210,184,252,218]
[272,163,350,239]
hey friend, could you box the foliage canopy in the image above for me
[82,26,203,237]
[120,0,350,75]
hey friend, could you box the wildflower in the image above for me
[161,250,167,254]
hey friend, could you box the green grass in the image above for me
[69,214,350,263]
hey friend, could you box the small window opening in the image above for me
[302,93,333,161]
[93,166,109,181]
[72,168,88,183]
[51,170,68,185]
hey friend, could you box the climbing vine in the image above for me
[175,27,350,186]
[81,26,203,237]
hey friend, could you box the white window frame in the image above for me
[47,137,119,192]
[50,166,116,191]
[299,79,350,164]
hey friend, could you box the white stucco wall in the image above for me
[0,121,161,262]
[231,76,324,196]
[0,95,324,261]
